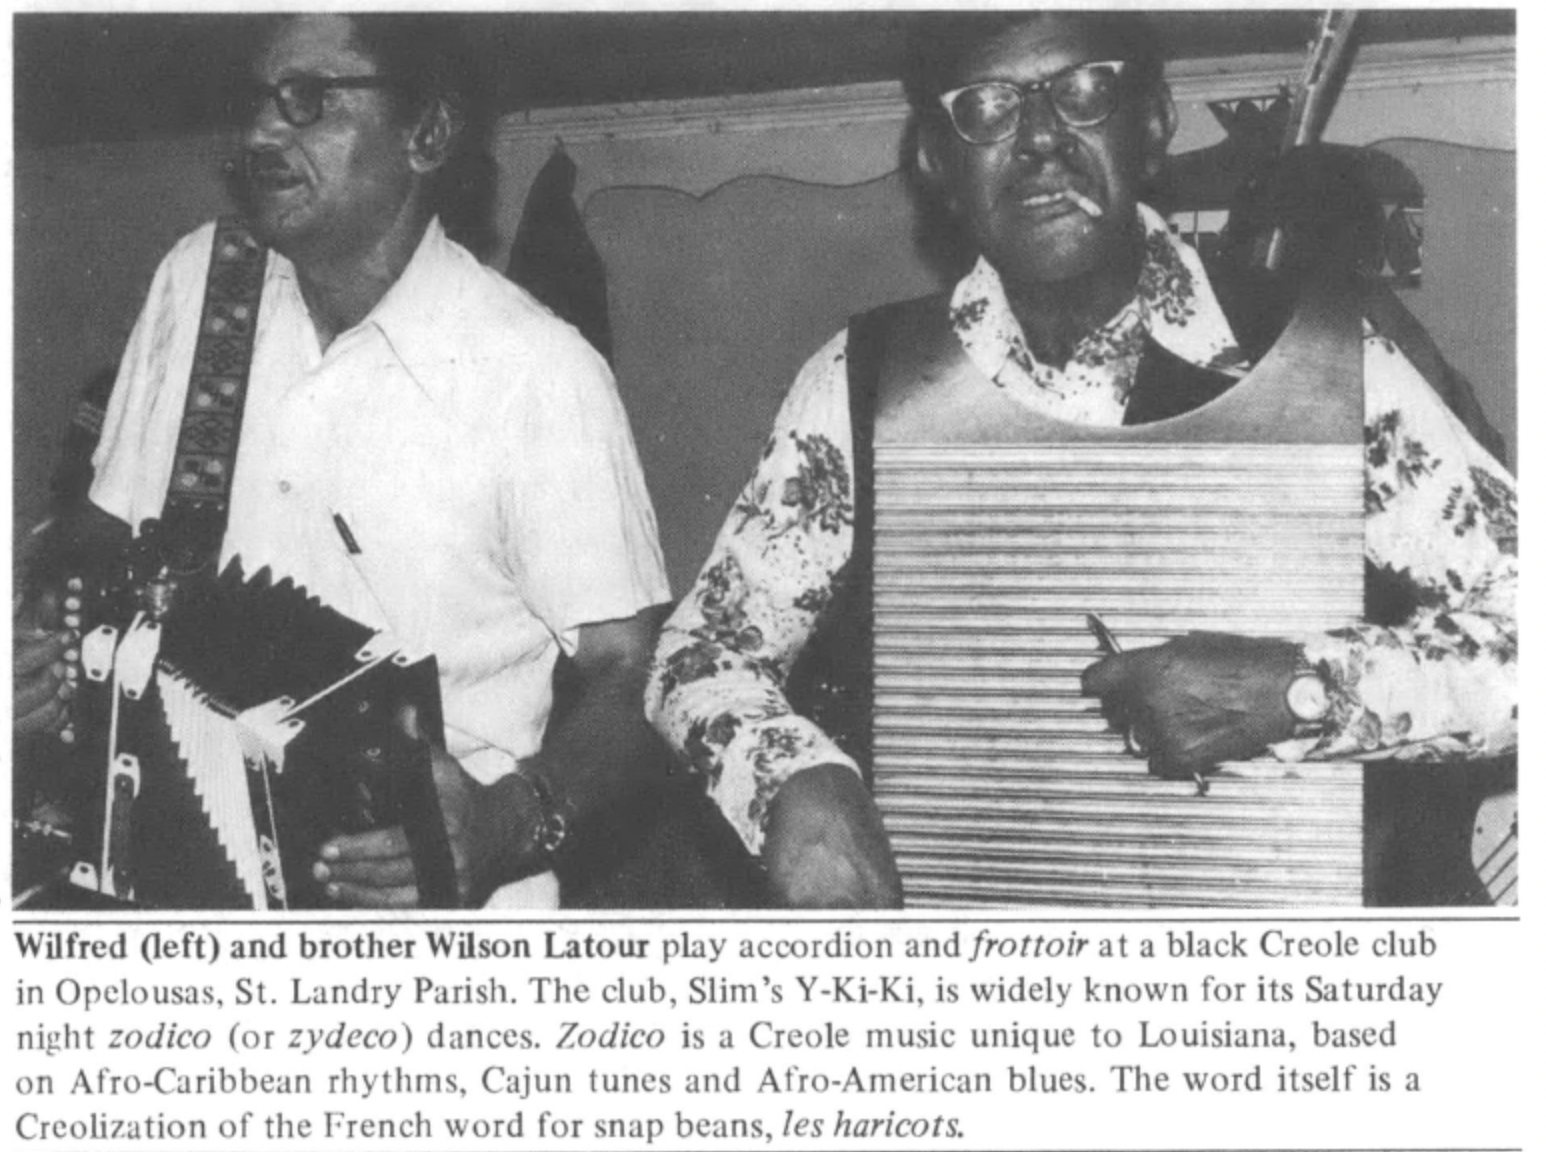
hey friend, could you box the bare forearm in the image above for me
[31,501,129,582]
[532,656,661,829]
[521,606,670,866]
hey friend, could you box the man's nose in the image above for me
[1014,90,1070,156]
[242,91,290,149]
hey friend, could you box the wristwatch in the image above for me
[1285,655,1331,738]
[516,769,569,865]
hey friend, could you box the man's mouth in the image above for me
[244,157,305,193]
[1015,188,1105,219]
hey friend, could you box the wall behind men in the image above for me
[12,38,1514,593]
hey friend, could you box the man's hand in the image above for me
[315,607,665,908]
[313,719,535,909]
[13,588,75,739]
[14,504,128,741]
[763,763,903,908]
[1081,632,1300,779]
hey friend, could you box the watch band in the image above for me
[516,768,569,865]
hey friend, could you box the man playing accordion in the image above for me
[16,14,670,909]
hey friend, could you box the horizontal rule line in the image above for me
[11,918,1522,927]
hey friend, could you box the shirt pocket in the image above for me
[325,393,504,641]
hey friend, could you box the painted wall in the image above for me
[13,37,1515,592]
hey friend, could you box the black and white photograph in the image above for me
[5,10,1529,1152]
[11,9,1516,915]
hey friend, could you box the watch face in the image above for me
[1287,672,1330,722]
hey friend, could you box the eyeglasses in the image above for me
[237,75,406,129]
[939,60,1129,145]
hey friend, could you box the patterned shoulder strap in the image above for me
[159,217,268,574]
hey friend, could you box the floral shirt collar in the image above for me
[950,203,1248,425]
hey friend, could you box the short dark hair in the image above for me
[345,14,492,153]
[901,11,1165,117]
[344,14,499,258]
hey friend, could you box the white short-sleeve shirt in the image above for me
[93,218,670,786]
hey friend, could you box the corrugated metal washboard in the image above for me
[871,441,1365,908]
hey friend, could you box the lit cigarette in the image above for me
[1064,190,1104,218]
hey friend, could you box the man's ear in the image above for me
[912,117,959,212]
[1139,80,1179,182]
[408,99,461,175]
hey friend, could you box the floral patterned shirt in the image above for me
[647,204,1517,855]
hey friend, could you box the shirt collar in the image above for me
[357,217,467,393]
[269,217,465,396]
[950,202,1247,393]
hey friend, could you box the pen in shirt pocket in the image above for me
[332,511,363,555]
[329,507,397,631]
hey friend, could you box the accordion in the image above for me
[862,276,1370,908]
[69,559,452,909]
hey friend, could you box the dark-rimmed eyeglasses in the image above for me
[939,60,1129,145]
[238,75,406,129]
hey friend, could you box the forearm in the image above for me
[58,500,132,555]
[1329,335,1519,763]
[502,605,674,877]
[647,329,861,853]
[455,770,546,890]
[19,500,129,596]
[1293,597,1516,763]
[527,652,661,840]
[649,619,859,856]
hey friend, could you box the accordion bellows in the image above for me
[77,561,443,909]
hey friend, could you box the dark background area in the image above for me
[15,9,1516,149]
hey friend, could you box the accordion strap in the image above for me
[160,217,268,574]
[397,739,459,908]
